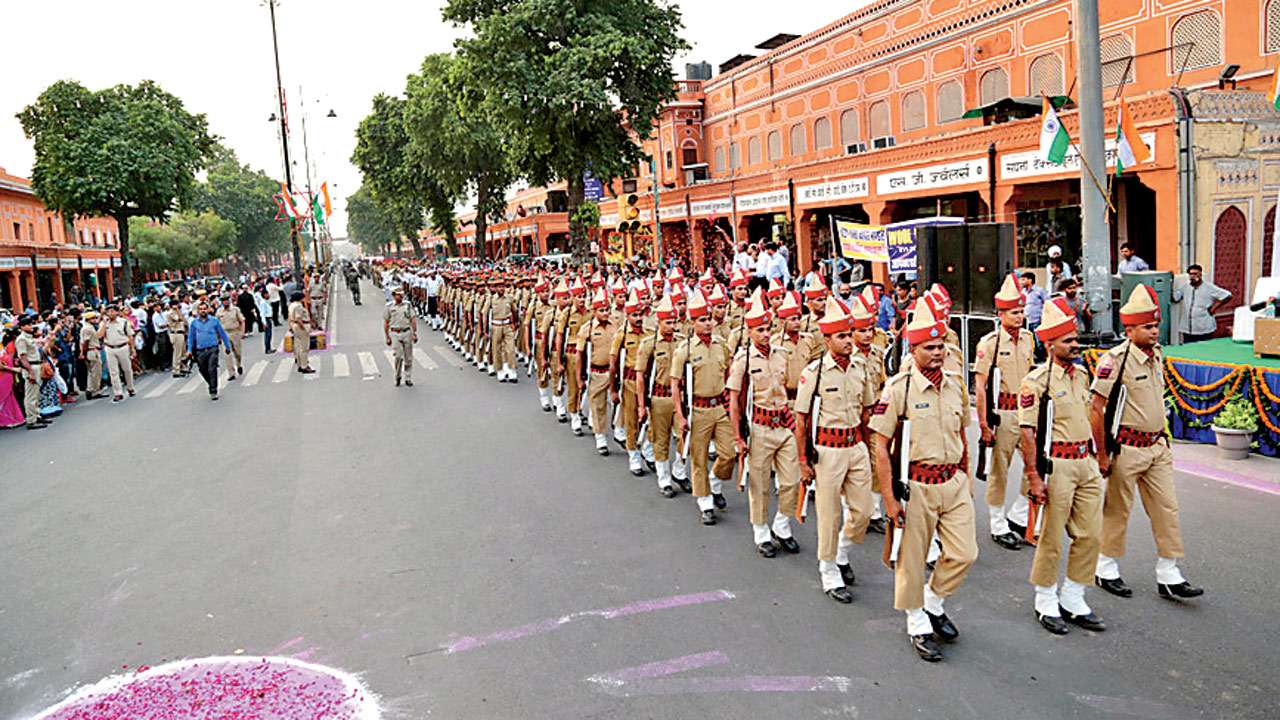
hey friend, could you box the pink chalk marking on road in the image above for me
[601,675,856,697]
[588,651,730,686]
[1178,460,1280,497]
[269,636,306,654]
[445,589,735,654]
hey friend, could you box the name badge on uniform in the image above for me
[824,386,839,393]
[914,402,930,409]
[1055,390,1067,398]
[1135,374,1148,381]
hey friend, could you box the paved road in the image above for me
[2,279,1276,719]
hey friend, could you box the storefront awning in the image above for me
[961,95,1072,122]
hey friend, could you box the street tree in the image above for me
[189,146,291,271]
[442,0,688,258]
[130,211,236,275]
[346,184,400,256]
[18,80,216,295]
[352,94,426,258]
[404,52,515,260]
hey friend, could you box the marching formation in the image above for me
[381,260,1204,663]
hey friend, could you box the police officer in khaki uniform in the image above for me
[578,288,618,455]
[288,291,315,374]
[557,281,591,435]
[216,295,245,379]
[774,291,810,398]
[795,296,878,602]
[384,287,417,387]
[637,294,687,497]
[729,288,802,558]
[868,298,976,662]
[166,299,189,377]
[490,279,519,383]
[856,286,891,534]
[530,277,555,410]
[79,311,104,400]
[1018,297,1106,635]
[1091,284,1204,601]
[14,316,46,428]
[547,279,572,419]
[671,288,738,525]
[974,273,1036,549]
[97,304,136,401]
[611,289,647,474]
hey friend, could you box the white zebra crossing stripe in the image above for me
[177,374,205,395]
[358,352,379,376]
[333,353,350,377]
[144,376,180,399]
[241,360,270,387]
[272,359,293,383]
[383,350,397,373]
[218,369,229,391]
[304,355,322,379]
[435,346,466,368]
[414,348,437,370]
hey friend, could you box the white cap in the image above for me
[1047,245,1062,257]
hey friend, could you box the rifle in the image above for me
[975,328,1002,481]
[638,325,659,443]
[797,354,826,523]
[580,320,593,420]
[1026,367,1055,545]
[680,336,693,459]
[612,334,627,433]
[736,358,753,492]
[527,308,538,377]
[556,313,571,396]
[882,372,913,569]
[1102,341,1132,458]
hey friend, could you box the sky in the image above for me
[0,0,849,238]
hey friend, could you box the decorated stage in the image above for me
[1084,338,1280,457]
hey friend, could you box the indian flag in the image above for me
[311,193,326,227]
[1271,66,1280,110]
[1038,97,1069,165]
[279,182,301,220]
[320,182,333,217]
[1115,97,1150,175]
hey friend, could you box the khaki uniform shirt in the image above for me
[80,324,101,352]
[577,317,617,368]
[1018,360,1093,443]
[15,331,40,363]
[1091,341,1166,435]
[288,301,310,331]
[669,334,731,397]
[773,331,815,394]
[859,343,886,399]
[611,323,646,390]
[800,312,822,336]
[727,342,791,413]
[794,354,876,429]
[384,302,414,331]
[490,295,514,322]
[636,332,677,399]
[166,309,187,335]
[216,307,244,335]
[974,326,1035,413]
[557,306,590,357]
[868,364,969,465]
[102,317,132,347]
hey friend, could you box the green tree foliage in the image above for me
[130,211,236,274]
[346,184,400,256]
[189,146,291,268]
[18,80,216,295]
[404,53,515,260]
[442,0,688,256]
[351,94,427,257]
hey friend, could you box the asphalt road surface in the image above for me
[2,279,1276,719]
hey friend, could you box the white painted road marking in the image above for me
[144,376,180,399]
[241,360,269,387]
[177,374,205,395]
[358,352,379,376]
[435,346,466,368]
[272,360,293,384]
[332,353,350,377]
[414,348,437,370]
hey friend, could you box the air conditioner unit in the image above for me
[871,136,896,149]
[846,142,868,155]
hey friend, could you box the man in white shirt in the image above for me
[1116,243,1151,273]
[1046,244,1074,281]
[764,242,790,288]
[425,272,443,329]
[1172,264,1232,342]
[732,243,754,273]
[266,278,283,326]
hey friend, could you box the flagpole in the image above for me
[267,0,303,280]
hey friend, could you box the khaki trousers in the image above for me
[1102,442,1183,559]
[748,423,800,526]
[105,345,134,396]
[85,352,103,396]
[815,440,874,561]
[292,329,310,369]
[984,412,1027,512]
[1030,457,1103,587]
[621,379,640,449]
[168,333,186,374]
[225,331,243,370]
[648,397,675,461]
[23,372,40,425]
[689,405,736,497]
[588,370,610,433]
[566,356,583,413]
[894,472,978,610]
[535,336,551,389]
[390,330,414,382]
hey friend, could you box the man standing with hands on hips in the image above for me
[384,287,417,387]
[186,301,233,401]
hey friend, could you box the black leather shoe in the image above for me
[1036,612,1069,635]
[1158,581,1204,600]
[825,587,853,604]
[597,446,609,457]
[675,478,692,493]
[712,493,727,510]
[660,486,677,498]
[395,377,401,387]
[910,634,943,662]
[867,517,886,535]
[557,414,568,424]
[700,509,717,525]
[757,542,777,558]
[1008,520,1027,539]
[925,561,936,573]
[1095,576,1133,598]
[926,611,959,642]
[630,467,645,477]
[573,427,584,437]
[992,532,1022,550]
[645,459,655,471]
[772,533,800,554]
[838,563,856,587]
[26,423,45,430]
[405,380,413,387]
[1060,606,1107,631]
[509,377,517,384]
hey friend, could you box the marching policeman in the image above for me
[578,288,618,455]
[612,289,647,474]
[636,294,688,497]
[384,287,417,387]
[490,279,518,383]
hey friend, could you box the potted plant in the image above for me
[1211,395,1258,460]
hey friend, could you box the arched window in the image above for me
[767,130,783,160]
[789,123,807,155]
[1028,53,1064,96]
[901,90,926,131]
[839,109,860,145]
[814,117,833,150]
[1100,34,1135,88]
[869,100,890,138]
[979,67,1009,106]
[713,146,726,174]
[936,80,964,123]
[1172,10,1222,71]
[1268,0,1280,53]
[1264,205,1276,275]
[729,142,741,171]
[1213,206,1248,325]
[748,136,762,165]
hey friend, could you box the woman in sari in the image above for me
[0,328,27,428]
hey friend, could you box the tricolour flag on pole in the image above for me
[1038,96,1070,165]
[320,182,333,217]
[278,182,301,220]
[1115,97,1150,175]
[312,193,326,227]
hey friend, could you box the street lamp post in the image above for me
[267,0,303,280]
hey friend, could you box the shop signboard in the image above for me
[795,177,870,205]
[835,221,888,262]
[876,158,987,197]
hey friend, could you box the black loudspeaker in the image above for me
[966,223,1016,316]
[935,224,968,313]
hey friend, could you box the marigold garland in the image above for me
[1163,358,1242,393]
[1165,368,1244,416]
[1249,370,1280,435]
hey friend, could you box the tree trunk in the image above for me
[475,180,490,261]
[408,234,424,258]
[114,212,134,298]
[444,223,458,258]
[566,172,587,261]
